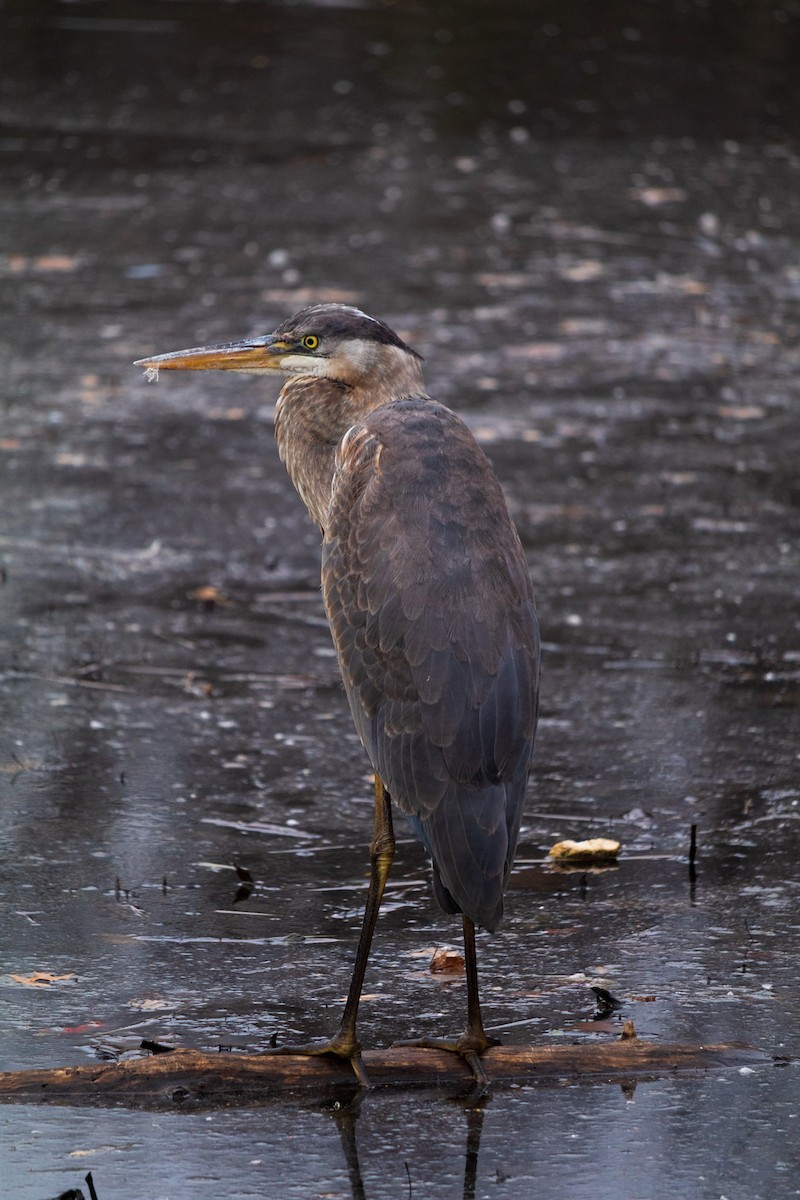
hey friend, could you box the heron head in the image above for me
[135,303,424,392]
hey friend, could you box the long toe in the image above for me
[391,1033,498,1084]
[263,1037,372,1088]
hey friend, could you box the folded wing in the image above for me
[322,398,540,931]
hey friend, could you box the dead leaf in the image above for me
[629,187,687,206]
[717,406,765,420]
[35,254,82,271]
[2,253,82,273]
[559,260,605,282]
[183,672,214,697]
[430,947,465,974]
[187,584,234,607]
[10,972,79,988]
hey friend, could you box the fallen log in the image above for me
[0,1036,770,1108]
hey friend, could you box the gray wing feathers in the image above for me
[322,399,540,930]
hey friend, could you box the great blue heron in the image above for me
[136,304,540,1085]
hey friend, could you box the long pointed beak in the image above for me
[135,336,290,374]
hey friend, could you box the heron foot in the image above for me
[392,1031,500,1086]
[263,1033,370,1088]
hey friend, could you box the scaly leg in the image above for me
[266,775,394,1087]
[394,913,499,1085]
[458,914,499,1084]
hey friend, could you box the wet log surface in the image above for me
[0,1041,770,1109]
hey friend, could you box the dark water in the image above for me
[2,1,799,1196]
[2,1073,799,1199]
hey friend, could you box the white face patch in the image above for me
[333,339,377,378]
[277,352,329,376]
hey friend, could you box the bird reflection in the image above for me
[461,1095,488,1200]
[323,1089,490,1200]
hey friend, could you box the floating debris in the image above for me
[429,947,465,974]
[548,838,621,863]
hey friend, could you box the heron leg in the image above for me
[327,774,395,1076]
[394,913,499,1086]
[265,775,394,1088]
[458,914,500,1084]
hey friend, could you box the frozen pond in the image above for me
[1,0,799,1196]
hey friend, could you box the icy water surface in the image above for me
[2,1073,799,1200]
[1,0,799,1197]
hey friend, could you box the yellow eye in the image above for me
[302,335,319,350]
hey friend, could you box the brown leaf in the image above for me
[187,585,234,607]
[2,254,82,273]
[717,405,765,420]
[10,972,79,988]
[430,948,465,974]
[629,187,687,206]
[183,672,214,697]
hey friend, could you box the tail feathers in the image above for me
[431,859,504,932]
[409,777,525,933]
